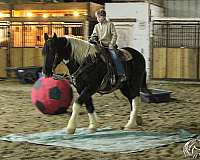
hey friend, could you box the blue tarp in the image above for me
[0,127,196,153]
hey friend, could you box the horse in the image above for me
[42,33,148,134]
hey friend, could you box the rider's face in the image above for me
[96,15,105,23]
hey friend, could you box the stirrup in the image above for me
[119,74,127,82]
[111,75,116,85]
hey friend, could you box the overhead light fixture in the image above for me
[27,12,33,17]
[73,11,79,17]
[83,12,88,16]
[42,14,49,18]
[0,12,4,17]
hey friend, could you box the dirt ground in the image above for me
[0,79,200,160]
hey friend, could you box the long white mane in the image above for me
[64,36,98,64]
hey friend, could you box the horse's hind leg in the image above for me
[124,96,142,129]
[120,86,142,130]
[85,97,98,132]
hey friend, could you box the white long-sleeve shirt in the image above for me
[91,20,117,48]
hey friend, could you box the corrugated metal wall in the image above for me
[165,0,200,17]
[111,0,164,6]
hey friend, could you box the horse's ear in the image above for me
[53,33,57,39]
[44,33,49,41]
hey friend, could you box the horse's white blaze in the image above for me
[66,102,80,134]
[125,96,141,129]
[88,112,98,131]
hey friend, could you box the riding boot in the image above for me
[109,49,126,82]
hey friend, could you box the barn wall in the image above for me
[105,2,164,78]
[111,0,164,6]
[165,0,200,18]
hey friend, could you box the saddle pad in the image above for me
[0,127,196,153]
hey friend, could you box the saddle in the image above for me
[97,46,133,94]
[117,48,133,61]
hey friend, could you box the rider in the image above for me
[90,9,126,82]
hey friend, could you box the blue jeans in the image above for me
[109,49,125,75]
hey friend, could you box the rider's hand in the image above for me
[88,39,97,44]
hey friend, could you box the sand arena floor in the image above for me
[0,79,200,160]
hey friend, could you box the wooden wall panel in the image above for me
[33,48,43,66]
[152,48,198,80]
[0,49,7,78]
[181,49,198,79]
[167,48,181,78]
[199,52,200,80]
[152,48,167,78]
[167,48,198,79]
[10,48,23,67]
[23,48,43,67]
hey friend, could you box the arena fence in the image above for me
[152,20,200,81]
[0,22,84,77]
[0,22,83,48]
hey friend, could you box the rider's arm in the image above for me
[90,24,98,41]
[109,22,117,49]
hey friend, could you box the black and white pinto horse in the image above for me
[42,33,148,134]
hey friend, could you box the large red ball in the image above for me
[31,77,73,115]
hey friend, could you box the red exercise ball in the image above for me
[31,77,73,115]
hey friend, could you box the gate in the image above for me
[152,20,200,81]
[0,22,84,78]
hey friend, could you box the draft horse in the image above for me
[42,33,148,134]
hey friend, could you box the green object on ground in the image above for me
[0,127,196,153]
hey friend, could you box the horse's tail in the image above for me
[140,71,150,93]
[140,71,159,102]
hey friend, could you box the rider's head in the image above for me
[95,9,106,23]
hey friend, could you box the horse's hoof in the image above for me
[123,126,136,131]
[89,127,97,133]
[124,128,131,131]
[124,121,137,130]
[67,128,76,134]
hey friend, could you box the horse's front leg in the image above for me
[66,101,81,134]
[67,87,97,134]
[124,96,142,129]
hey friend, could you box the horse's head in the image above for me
[42,33,70,77]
